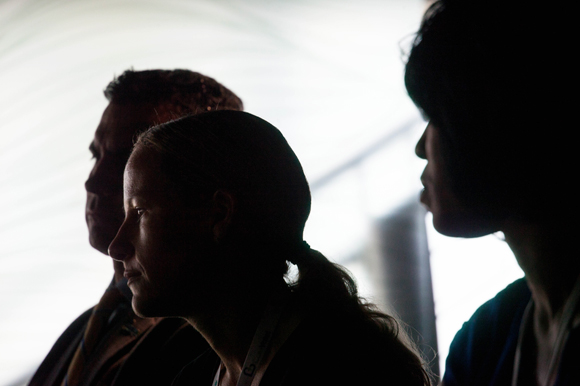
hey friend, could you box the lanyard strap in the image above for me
[213,284,291,386]
[511,299,533,386]
[213,363,222,386]
[512,274,580,386]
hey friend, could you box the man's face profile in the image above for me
[85,102,170,257]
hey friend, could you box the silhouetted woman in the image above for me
[406,1,577,385]
[109,110,430,385]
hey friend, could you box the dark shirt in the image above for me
[443,278,580,386]
[29,277,208,386]
[173,313,426,386]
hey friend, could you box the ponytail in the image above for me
[289,244,360,316]
[287,242,433,385]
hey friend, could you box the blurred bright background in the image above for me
[0,0,523,384]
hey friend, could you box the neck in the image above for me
[184,280,279,384]
[503,217,579,322]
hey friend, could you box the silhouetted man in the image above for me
[29,69,243,386]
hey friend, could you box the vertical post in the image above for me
[369,198,439,379]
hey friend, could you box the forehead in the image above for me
[124,147,173,202]
[93,102,169,152]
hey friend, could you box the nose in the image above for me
[415,126,427,160]
[108,219,134,262]
[85,162,113,196]
[85,157,125,196]
[85,170,101,195]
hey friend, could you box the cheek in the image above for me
[138,216,214,276]
[428,181,502,237]
[424,160,481,236]
[430,173,461,212]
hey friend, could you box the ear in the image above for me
[211,189,237,243]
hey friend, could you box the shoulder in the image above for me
[55,307,94,340]
[28,307,94,386]
[456,278,530,337]
[43,306,93,353]
[113,317,208,385]
[443,278,531,386]
[267,314,426,386]
[476,277,530,316]
[171,348,219,386]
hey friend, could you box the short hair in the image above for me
[405,0,575,220]
[104,69,243,114]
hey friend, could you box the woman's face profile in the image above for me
[109,146,218,318]
[416,123,499,237]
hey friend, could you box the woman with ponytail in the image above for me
[109,110,430,385]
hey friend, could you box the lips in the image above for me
[419,188,429,206]
[124,269,142,285]
[419,173,430,208]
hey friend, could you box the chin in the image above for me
[131,296,159,318]
[131,293,180,318]
[432,212,501,238]
[88,230,115,255]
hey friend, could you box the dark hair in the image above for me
[405,0,575,221]
[104,69,243,114]
[136,110,431,384]
[136,111,309,247]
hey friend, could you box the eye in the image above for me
[135,207,146,220]
[126,206,145,223]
